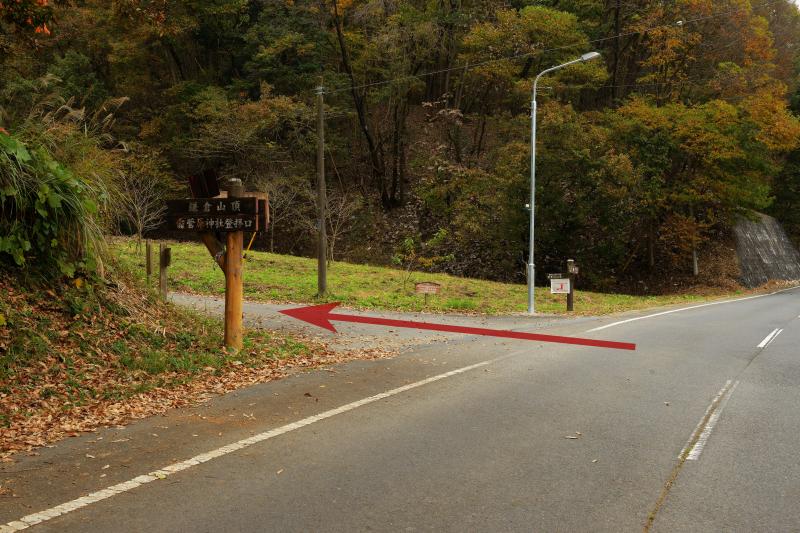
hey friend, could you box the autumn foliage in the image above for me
[0,0,799,288]
[0,0,52,35]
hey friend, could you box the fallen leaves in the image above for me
[0,275,396,461]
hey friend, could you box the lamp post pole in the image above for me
[528,52,600,314]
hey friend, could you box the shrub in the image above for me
[0,131,107,276]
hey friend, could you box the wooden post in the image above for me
[316,86,328,296]
[225,179,245,351]
[566,259,575,312]
[159,242,170,301]
[145,240,152,284]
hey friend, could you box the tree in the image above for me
[118,147,173,247]
[325,188,361,262]
[255,174,310,253]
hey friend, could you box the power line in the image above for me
[319,0,787,96]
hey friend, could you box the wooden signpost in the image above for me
[166,179,269,351]
[415,281,441,306]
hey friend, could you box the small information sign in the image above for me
[415,282,442,295]
[550,278,571,294]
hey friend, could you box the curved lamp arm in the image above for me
[532,52,601,101]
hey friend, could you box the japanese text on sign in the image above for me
[168,214,258,232]
[167,198,257,215]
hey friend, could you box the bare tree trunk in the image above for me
[611,0,621,102]
[331,1,385,204]
[270,223,275,253]
[390,98,410,207]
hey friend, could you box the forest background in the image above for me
[3,0,800,291]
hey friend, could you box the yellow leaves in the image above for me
[617,97,670,131]
[0,313,6,327]
[670,100,744,163]
[334,0,354,12]
[743,86,800,153]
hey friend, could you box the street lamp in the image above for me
[527,51,600,314]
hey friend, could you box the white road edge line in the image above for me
[586,285,799,332]
[0,359,495,532]
[757,328,782,348]
[685,381,740,461]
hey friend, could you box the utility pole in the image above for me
[316,85,328,296]
[225,178,245,351]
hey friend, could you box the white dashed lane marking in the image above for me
[757,328,782,348]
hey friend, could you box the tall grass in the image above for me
[0,129,111,276]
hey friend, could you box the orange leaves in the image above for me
[335,0,354,11]
[634,0,781,104]
[1,0,53,37]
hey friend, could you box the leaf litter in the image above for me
[0,274,395,461]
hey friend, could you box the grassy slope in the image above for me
[112,237,753,315]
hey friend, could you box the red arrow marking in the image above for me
[280,303,636,351]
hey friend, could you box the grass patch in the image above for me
[111,237,753,315]
[0,265,326,458]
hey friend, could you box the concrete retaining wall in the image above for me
[734,212,800,287]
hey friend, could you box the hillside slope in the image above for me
[0,269,374,460]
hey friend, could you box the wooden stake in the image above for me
[566,259,575,312]
[146,240,152,284]
[159,242,169,301]
[224,179,245,351]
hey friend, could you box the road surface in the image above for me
[2,287,799,532]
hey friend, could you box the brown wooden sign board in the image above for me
[168,214,259,232]
[216,192,270,225]
[257,198,269,226]
[415,282,442,295]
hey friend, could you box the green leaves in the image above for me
[0,132,103,277]
[0,133,31,163]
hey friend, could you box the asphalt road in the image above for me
[2,287,799,532]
